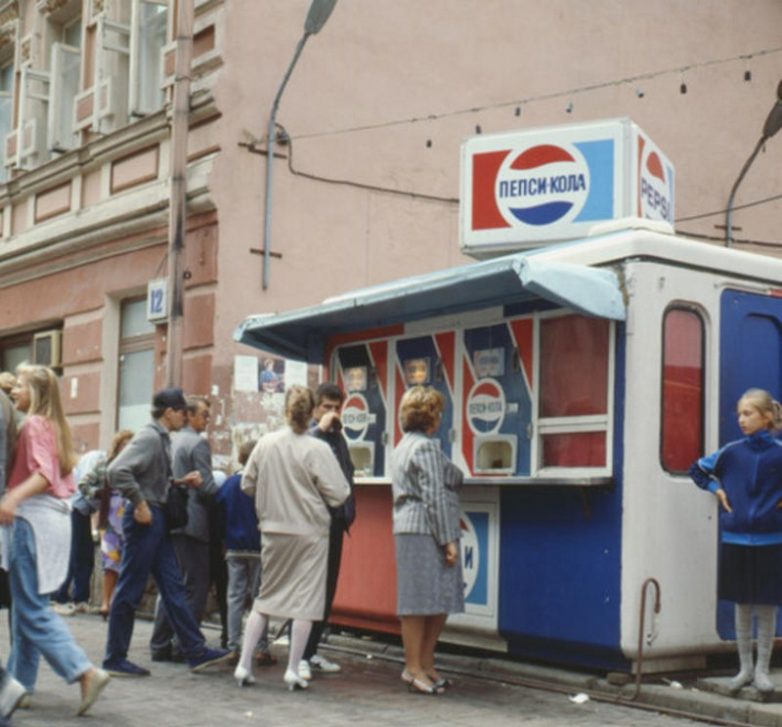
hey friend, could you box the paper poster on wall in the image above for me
[259,357,286,393]
[234,356,259,392]
[285,359,308,389]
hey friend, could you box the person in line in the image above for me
[690,388,782,694]
[0,382,25,723]
[0,387,17,622]
[102,388,229,677]
[0,374,15,398]
[215,439,275,666]
[298,383,356,680]
[391,385,464,696]
[51,449,103,616]
[234,386,350,691]
[150,396,220,662]
[0,364,109,715]
[78,430,134,619]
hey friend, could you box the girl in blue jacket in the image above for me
[690,388,782,694]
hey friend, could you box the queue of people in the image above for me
[0,362,471,722]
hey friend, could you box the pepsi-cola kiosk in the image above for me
[236,119,782,673]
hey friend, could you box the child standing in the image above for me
[690,388,782,694]
[215,440,274,668]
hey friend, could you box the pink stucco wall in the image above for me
[208,0,782,376]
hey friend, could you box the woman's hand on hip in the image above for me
[716,488,733,513]
[443,541,459,567]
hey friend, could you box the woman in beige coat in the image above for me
[234,386,350,691]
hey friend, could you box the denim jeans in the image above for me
[104,504,206,666]
[225,555,267,653]
[52,509,94,604]
[7,518,92,691]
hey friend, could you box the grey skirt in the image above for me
[395,533,465,616]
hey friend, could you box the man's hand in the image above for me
[134,500,152,525]
[318,411,341,433]
[179,471,203,489]
[716,488,733,513]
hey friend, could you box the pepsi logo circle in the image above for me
[639,149,672,222]
[496,143,590,227]
[466,378,506,435]
[341,393,376,440]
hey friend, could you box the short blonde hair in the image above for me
[399,385,444,433]
[0,372,15,394]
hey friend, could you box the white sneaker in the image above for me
[298,660,312,681]
[51,602,76,616]
[309,654,341,673]
[0,674,27,718]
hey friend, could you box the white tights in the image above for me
[238,611,313,674]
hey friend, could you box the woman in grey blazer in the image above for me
[391,385,464,696]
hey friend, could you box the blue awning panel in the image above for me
[234,253,626,363]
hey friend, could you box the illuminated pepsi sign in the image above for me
[461,118,675,256]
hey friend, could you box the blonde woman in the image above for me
[392,386,464,695]
[0,365,110,715]
[235,386,350,691]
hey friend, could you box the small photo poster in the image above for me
[473,348,505,378]
[344,366,367,392]
[404,357,430,386]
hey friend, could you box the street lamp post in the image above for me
[725,80,782,247]
[262,0,338,290]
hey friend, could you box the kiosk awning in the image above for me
[234,253,626,363]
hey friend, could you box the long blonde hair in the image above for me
[17,364,77,476]
[285,385,315,433]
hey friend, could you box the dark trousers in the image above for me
[53,509,93,604]
[104,506,206,667]
[303,522,345,661]
[150,535,210,657]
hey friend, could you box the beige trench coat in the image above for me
[241,426,350,620]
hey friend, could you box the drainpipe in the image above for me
[165,0,194,387]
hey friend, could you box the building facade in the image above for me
[0,0,780,463]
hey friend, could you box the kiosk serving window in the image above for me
[537,314,611,470]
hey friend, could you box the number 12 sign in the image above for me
[147,279,168,322]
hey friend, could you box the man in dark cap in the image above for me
[101,388,230,677]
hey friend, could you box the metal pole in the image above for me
[262,32,310,290]
[724,136,766,247]
[166,0,194,386]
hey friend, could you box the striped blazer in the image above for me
[391,431,463,545]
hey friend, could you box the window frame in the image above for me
[532,311,615,478]
[116,296,156,431]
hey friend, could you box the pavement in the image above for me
[4,612,782,725]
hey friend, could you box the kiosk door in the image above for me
[718,289,782,639]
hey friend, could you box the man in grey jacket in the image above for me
[102,388,229,677]
[150,395,219,661]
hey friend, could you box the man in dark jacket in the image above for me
[298,383,356,680]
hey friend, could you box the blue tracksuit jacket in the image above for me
[690,430,782,545]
